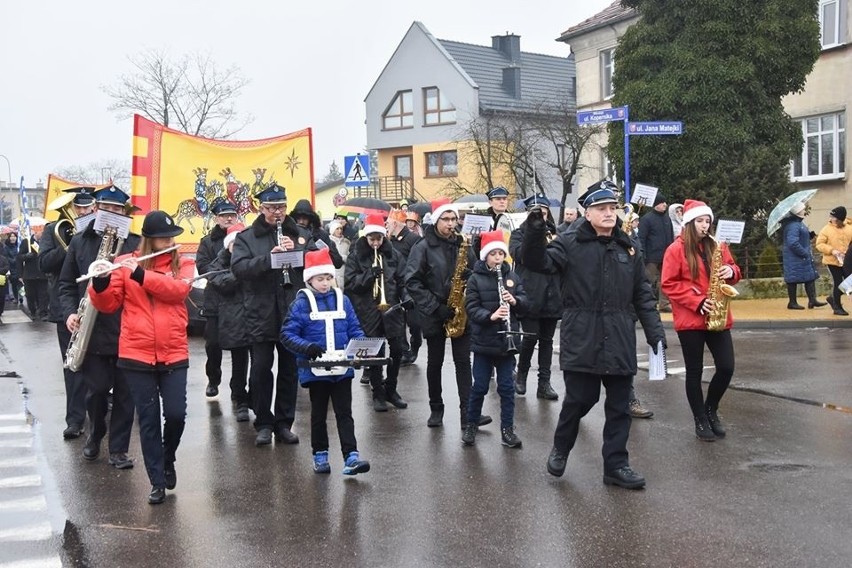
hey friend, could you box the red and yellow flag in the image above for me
[43,174,86,221]
[131,115,314,251]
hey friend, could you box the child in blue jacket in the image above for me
[280,248,370,475]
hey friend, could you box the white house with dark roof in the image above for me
[364,21,575,203]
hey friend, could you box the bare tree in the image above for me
[53,159,131,189]
[103,50,252,139]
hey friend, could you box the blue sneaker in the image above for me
[313,451,331,474]
[342,451,370,476]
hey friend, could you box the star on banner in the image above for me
[286,149,301,177]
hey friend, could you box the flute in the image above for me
[76,245,181,283]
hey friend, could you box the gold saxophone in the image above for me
[444,231,470,338]
[705,236,739,331]
[64,225,125,372]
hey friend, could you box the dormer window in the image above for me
[423,87,456,126]
[383,90,414,130]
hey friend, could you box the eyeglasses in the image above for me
[262,204,286,212]
[438,216,458,223]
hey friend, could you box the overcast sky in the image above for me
[0,0,613,187]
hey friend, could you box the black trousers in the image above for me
[677,329,735,417]
[23,279,49,318]
[249,341,298,431]
[517,317,559,383]
[366,335,405,398]
[425,333,472,411]
[81,354,134,453]
[308,379,357,457]
[228,347,251,407]
[204,317,223,386]
[828,265,845,307]
[553,371,632,472]
[56,323,87,428]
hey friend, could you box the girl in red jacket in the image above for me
[89,211,194,505]
[661,200,742,442]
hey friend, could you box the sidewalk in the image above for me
[660,297,852,329]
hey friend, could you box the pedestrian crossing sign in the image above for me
[344,154,370,188]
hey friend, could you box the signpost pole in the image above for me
[623,105,631,203]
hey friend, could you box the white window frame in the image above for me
[820,0,842,48]
[601,48,615,100]
[791,111,846,182]
[382,90,414,130]
[602,152,619,186]
[423,86,456,126]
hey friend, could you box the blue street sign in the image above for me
[343,154,370,188]
[576,106,628,125]
[627,121,684,136]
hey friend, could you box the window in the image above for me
[601,48,615,100]
[819,0,847,48]
[425,151,458,177]
[792,112,846,180]
[383,90,413,130]
[602,153,619,185]
[423,87,456,125]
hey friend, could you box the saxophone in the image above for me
[705,236,739,331]
[443,231,470,338]
[65,225,124,371]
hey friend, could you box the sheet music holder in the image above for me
[93,210,132,239]
[461,214,492,235]
[271,250,305,269]
[648,341,667,381]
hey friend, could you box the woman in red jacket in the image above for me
[661,200,742,442]
[89,211,194,505]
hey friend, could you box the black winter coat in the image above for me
[39,221,73,323]
[206,248,250,349]
[231,215,316,344]
[196,224,226,316]
[58,221,141,356]
[521,217,665,375]
[291,199,344,268]
[404,224,477,338]
[17,238,46,280]
[509,220,561,320]
[3,241,19,278]
[344,237,406,338]
[638,209,674,264]
[465,260,526,356]
[390,226,421,259]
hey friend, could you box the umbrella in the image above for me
[337,197,391,217]
[454,194,489,204]
[513,197,562,211]
[767,189,818,236]
[408,201,431,217]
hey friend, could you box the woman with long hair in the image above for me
[661,200,742,442]
[89,211,194,504]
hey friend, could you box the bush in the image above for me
[755,242,781,278]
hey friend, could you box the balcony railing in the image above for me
[349,177,426,205]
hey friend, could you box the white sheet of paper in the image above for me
[715,219,745,244]
[648,341,667,381]
[75,213,96,232]
[632,184,658,207]
[840,273,852,296]
[271,250,304,269]
[93,210,132,239]
[461,214,493,235]
[344,337,386,358]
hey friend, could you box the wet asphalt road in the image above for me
[1,318,852,567]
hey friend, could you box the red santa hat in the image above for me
[479,230,509,261]
[303,248,335,283]
[223,223,245,249]
[362,213,387,236]
[681,199,714,225]
[431,198,457,223]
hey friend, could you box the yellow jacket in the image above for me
[815,220,852,267]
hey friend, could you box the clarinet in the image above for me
[276,220,292,288]
[494,265,519,355]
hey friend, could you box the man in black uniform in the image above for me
[387,210,422,365]
[196,201,239,397]
[40,187,95,439]
[231,184,329,446]
[59,185,139,468]
[521,184,665,489]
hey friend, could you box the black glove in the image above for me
[305,344,325,360]
[401,297,415,311]
[526,209,546,231]
[435,304,454,321]
[371,265,383,279]
[650,338,667,354]
[461,268,472,281]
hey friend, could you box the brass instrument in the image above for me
[373,247,390,312]
[705,235,739,331]
[65,225,126,372]
[444,230,470,338]
[276,220,292,287]
[47,192,77,251]
[494,265,518,355]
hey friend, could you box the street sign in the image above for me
[627,121,683,135]
[344,154,370,188]
[576,106,628,125]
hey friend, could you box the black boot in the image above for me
[514,369,528,395]
[536,381,558,400]
[386,390,408,409]
[694,415,717,442]
[705,404,726,438]
[786,283,804,309]
[805,281,827,308]
[427,403,444,427]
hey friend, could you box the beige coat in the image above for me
[815,220,852,267]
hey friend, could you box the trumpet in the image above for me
[276,220,292,288]
[373,247,390,312]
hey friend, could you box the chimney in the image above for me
[502,66,521,99]
[492,33,521,64]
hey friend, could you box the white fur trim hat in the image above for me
[303,248,335,282]
[479,230,509,261]
[431,199,457,223]
[223,223,245,249]
[681,199,714,225]
[362,213,387,236]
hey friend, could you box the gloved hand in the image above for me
[461,268,472,281]
[650,337,667,355]
[401,297,415,311]
[526,208,546,231]
[371,265,383,279]
[305,343,325,360]
[435,304,454,322]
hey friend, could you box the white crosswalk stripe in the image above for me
[0,558,63,568]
